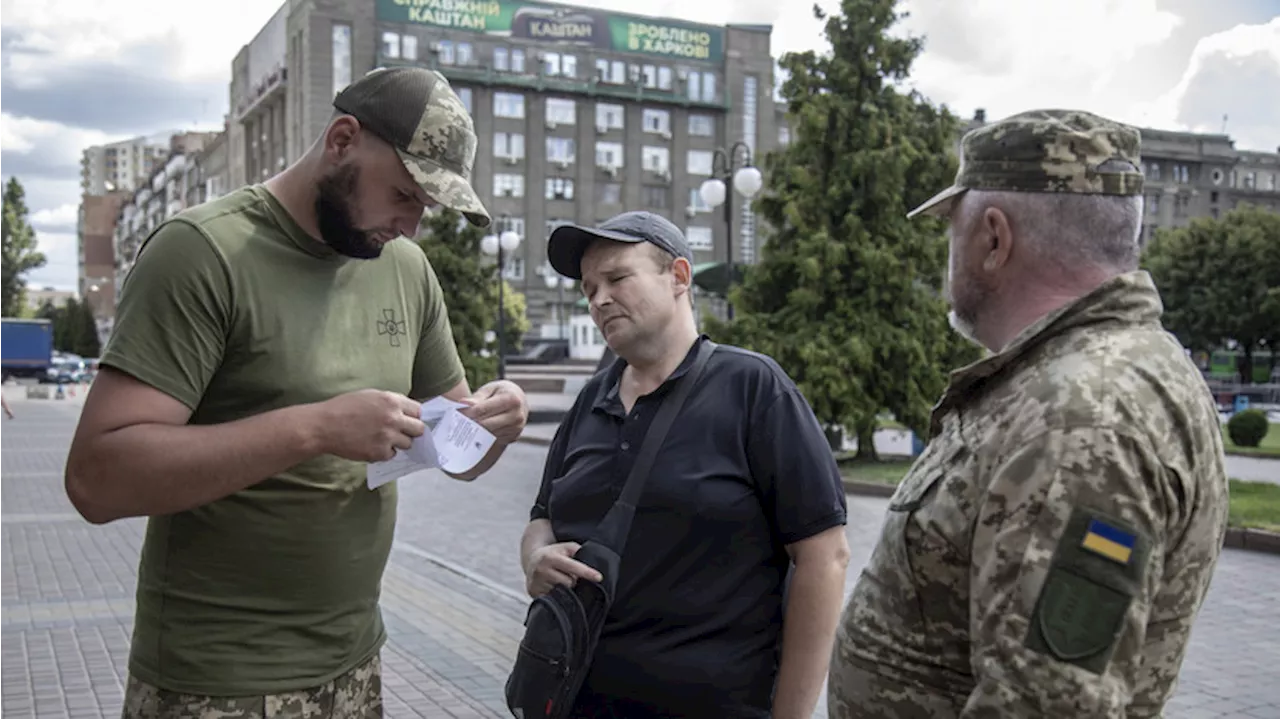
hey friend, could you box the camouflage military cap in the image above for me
[907,109,1144,219]
[334,66,491,228]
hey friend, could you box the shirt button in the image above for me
[620,441,631,451]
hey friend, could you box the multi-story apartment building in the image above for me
[956,109,1280,243]
[219,0,781,337]
[80,135,173,197]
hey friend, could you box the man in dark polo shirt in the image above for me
[519,211,852,719]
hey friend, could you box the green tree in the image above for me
[71,299,101,357]
[52,297,77,352]
[2,177,48,316]
[415,209,530,390]
[704,0,981,457]
[1144,204,1280,383]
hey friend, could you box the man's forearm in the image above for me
[521,518,557,574]
[773,557,849,719]
[66,403,324,524]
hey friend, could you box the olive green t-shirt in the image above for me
[101,185,465,695]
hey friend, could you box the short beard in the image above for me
[315,164,383,259]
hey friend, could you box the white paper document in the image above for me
[366,397,496,490]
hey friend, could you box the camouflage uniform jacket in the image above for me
[829,270,1230,718]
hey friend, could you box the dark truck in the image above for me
[2,317,54,381]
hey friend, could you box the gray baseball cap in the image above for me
[547,211,693,280]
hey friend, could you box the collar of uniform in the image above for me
[929,271,1164,433]
[592,334,711,416]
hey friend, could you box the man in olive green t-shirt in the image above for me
[65,68,528,718]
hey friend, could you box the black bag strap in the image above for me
[590,339,717,556]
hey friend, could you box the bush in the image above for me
[1227,409,1270,448]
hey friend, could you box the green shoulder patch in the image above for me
[1025,507,1151,674]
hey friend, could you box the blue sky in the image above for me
[2,0,1278,291]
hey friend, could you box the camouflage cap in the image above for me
[333,66,491,228]
[907,109,1144,220]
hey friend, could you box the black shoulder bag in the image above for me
[504,340,717,719]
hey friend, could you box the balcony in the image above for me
[378,56,730,111]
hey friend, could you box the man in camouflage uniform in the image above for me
[828,109,1230,718]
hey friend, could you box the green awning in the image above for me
[573,261,741,308]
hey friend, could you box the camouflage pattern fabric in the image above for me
[399,69,491,230]
[908,108,1145,218]
[828,272,1230,718]
[121,653,382,719]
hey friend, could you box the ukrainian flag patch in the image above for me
[1080,518,1136,565]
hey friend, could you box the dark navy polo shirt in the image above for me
[530,335,848,717]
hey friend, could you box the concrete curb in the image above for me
[840,480,1280,557]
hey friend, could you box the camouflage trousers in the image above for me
[121,653,382,719]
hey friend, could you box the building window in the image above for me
[494,132,525,161]
[596,142,624,169]
[658,66,673,91]
[687,150,713,176]
[544,52,561,76]
[778,126,791,145]
[688,188,711,212]
[610,60,625,84]
[402,35,419,61]
[702,73,717,103]
[544,52,576,77]
[494,173,524,198]
[496,47,525,72]
[642,146,670,173]
[503,255,525,282]
[686,226,713,251]
[547,137,576,164]
[546,218,572,236]
[381,31,401,58]
[1243,172,1256,189]
[596,182,622,204]
[1173,164,1190,183]
[594,58,608,81]
[437,40,455,65]
[546,98,576,125]
[456,42,474,65]
[688,115,714,137]
[642,64,657,88]
[331,23,352,97]
[642,109,670,135]
[494,92,525,119]
[1268,173,1277,191]
[643,185,668,209]
[546,178,575,201]
[596,103,624,130]
[457,87,473,114]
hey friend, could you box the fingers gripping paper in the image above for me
[366,397,496,489]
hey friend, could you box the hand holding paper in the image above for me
[367,397,497,489]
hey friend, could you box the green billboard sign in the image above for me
[377,0,724,64]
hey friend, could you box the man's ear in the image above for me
[981,206,1015,272]
[671,257,693,297]
[323,115,362,160]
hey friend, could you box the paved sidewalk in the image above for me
[0,399,530,719]
[4,394,1280,718]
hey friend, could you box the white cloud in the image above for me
[0,112,114,167]
[30,203,79,232]
[23,231,79,292]
[1138,16,1280,151]
[893,0,1184,123]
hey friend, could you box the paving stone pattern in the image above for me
[3,397,1279,718]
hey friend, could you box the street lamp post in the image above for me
[698,142,764,320]
[542,268,575,342]
[481,220,522,380]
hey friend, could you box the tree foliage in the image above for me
[704,0,981,457]
[1143,204,1280,383]
[415,209,530,390]
[2,177,48,316]
[36,297,101,357]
